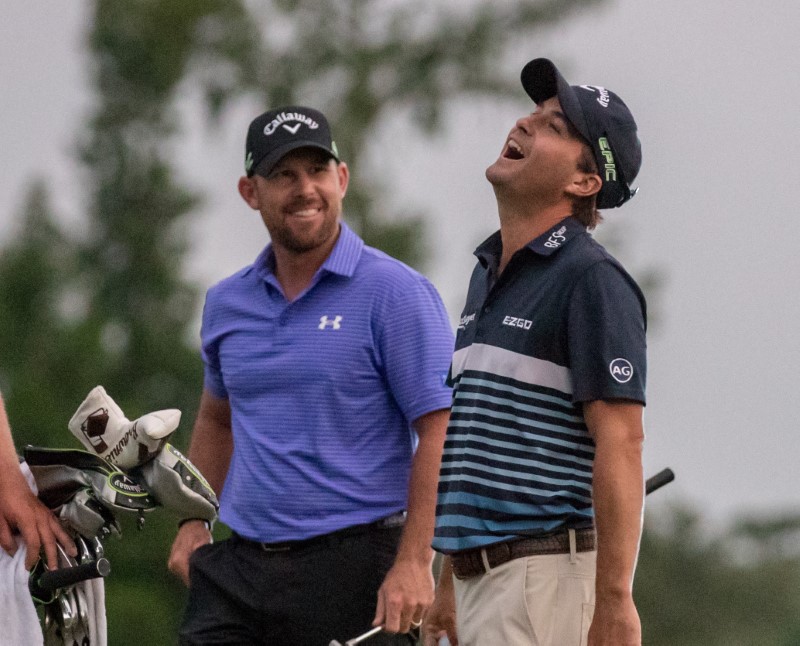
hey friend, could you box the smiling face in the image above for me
[238,147,349,256]
[486,96,598,206]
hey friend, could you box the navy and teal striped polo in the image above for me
[432,216,646,554]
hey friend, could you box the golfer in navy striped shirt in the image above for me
[425,59,647,646]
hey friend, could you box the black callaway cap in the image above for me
[521,58,642,209]
[245,106,339,177]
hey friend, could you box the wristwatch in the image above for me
[178,518,213,532]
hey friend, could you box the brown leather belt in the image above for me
[450,528,596,580]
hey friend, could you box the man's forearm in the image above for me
[186,389,234,497]
[585,400,645,599]
[396,408,449,563]
[592,438,644,598]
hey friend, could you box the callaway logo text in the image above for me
[108,473,146,494]
[264,112,319,136]
[543,225,567,249]
[503,316,533,330]
[105,423,140,463]
[580,85,610,108]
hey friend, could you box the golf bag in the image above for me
[22,386,219,645]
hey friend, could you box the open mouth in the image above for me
[503,139,524,160]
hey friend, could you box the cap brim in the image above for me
[520,58,592,145]
[251,141,339,177]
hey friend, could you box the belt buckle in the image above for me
[260,543,292,552]
[378,511,407,529]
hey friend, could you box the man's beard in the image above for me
[271,217,339,254]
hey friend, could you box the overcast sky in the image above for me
[2,1,799,531]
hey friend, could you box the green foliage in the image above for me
[102,514,187,644]
[0,183,87,446]
[636,505,800,645]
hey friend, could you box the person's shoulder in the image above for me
[358,245,430,287]
[566,234,645,302]
[563,231,628,274]
[206,264,258,300]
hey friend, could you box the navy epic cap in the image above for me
[521,58,642,209]
[245,106,339,177]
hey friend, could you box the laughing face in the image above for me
[239,147,349,256]
[486,96,591,203]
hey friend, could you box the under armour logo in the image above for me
[319,315,343,330]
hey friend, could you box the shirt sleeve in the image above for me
[374,272,455,423]
[200,288,228,399]
[567,259,647,404]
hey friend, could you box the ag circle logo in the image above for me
[609,358,634,384]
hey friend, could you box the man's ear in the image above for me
[238,176,259,209]
[567,171,603,197]
[337,161,350,199]
[566,171,602,199]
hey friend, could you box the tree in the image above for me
[241,0,605,265]
[0,182,85,447]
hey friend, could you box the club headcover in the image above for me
[58,489,119,540]
[135,444,219,524]
[68,385,181,469]
[24,447,158,539]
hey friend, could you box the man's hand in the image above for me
[422,588,458,646]
[373,556,434,634]
[421,562,458,646]
[0,479,76,570]
[168,519,212,586]
[588,592,641,646]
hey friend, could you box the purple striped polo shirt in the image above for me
[201,221,454,541]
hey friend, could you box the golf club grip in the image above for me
[645,468,674,495]
[34,557,110,593]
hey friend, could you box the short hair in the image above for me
[571,143,603,230]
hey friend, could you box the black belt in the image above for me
[234,511,406,553]
[451,527,596,580]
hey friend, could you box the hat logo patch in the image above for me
[598,137,617,182]
[579,85,610,108]
[609,358,633,383]
[264,111,320,136]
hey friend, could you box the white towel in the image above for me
[0,463,44,645]
[0,541,43,645]
[2,461,109,646]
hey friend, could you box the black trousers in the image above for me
[179,526,416,646]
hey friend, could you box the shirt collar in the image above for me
[525,216,586,256]
[474,216,586,268]
[249,219,364,282]
[320,220,363,277]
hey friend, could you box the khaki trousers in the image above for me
[453,534,596,646]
